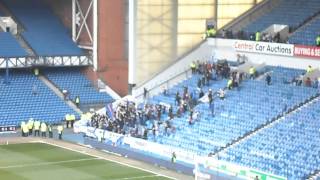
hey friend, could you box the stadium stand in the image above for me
[1,0,82,56]
[144,66,317,157]
[7,0,318,178]
[0,32,28,57]
[0,69,78,126]
[43,68,114,107]
[219,98,320,180]
[243,0,320,34]
[78,62,319,179]
[289,15,320,46]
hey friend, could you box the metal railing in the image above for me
[134,68,192,100]
[0,55,92,68]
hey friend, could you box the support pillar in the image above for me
[128,0,136,94]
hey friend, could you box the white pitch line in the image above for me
[36,140,176,180]
[112,175,161,180]
[0,157,99,169]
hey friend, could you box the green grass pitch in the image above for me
[0,143,172,180]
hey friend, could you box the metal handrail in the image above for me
[135,68,192,100]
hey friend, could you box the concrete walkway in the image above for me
[38,75,82,114]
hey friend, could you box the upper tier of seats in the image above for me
[0,32,27,57]
[0,70,78,126]
[243,0,320,34]
[219,99,320,180]
[2,0,83,56]
[289,16,320,46]
[43,68,114,107]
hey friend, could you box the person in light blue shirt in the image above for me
[313,78,318,89]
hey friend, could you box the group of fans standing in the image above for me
[88,102,178,140]
[84,60,237,140]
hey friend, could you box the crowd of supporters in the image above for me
[85,61,320,143]
[86,60,234,139]
[89,99,181,137]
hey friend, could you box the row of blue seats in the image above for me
[148,66,314,152]
[268,66,305,84]
[220,100,320,180]
[289,16,320,46]
[43,68,114,106]
[0,32,27,57]
[243,0,320,33]
[141,65,319,179]
[157,81,316,155]
[0,70,78,126]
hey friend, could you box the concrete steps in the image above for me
[13,34,36,56]
[38,74,82,115]
[289,14,320,36]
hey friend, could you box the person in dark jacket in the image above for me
[266,73,271,85]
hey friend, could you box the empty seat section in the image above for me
[0,70,78,126]
[0,32,27,57]
[219,100,320,179]
[243,0,320,34]
[2,0,82,56]
[43,68,114,106]
[289,16,320,46]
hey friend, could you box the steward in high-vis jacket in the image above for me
[40,122,47,137]
[27,118,34,135]
[34,120,41,136]
[57,125,64,140]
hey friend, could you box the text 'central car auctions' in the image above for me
[234,40,294,56]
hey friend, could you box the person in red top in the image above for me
[206,62,212,72]
[305,77,312,87]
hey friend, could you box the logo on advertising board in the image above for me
[294,45,320,58]
[123,137,197,164]
[0,126,16,133]
[85,127,96,138]
[103,131,124,144]
[234,40,294,57]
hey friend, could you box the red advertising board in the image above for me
[294,45,320,58]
